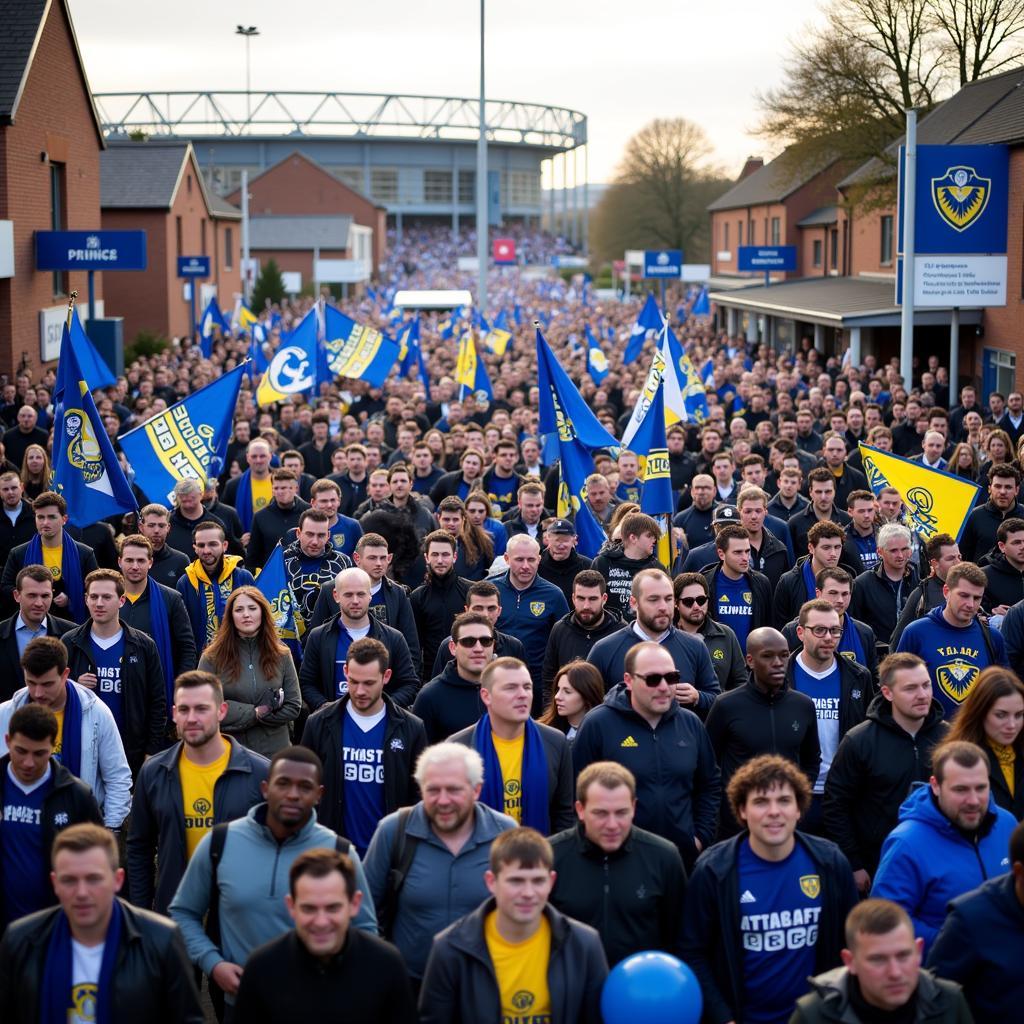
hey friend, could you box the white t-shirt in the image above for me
[345,701,386,733]
[69,939,105,1023]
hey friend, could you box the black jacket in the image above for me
[301,693,426,834]
[781,614,880,687]
[0,899,203,1024]
[205,500,245,554]
[0,538,99,616]
[150,543,190,590]
[299,615,420,710]
[959,499,1024,564]
[549,823,687,967]
[0,501,35,556]
[784,649,872,740]
[701,562,773,633]
[118,579,197,682]
[409,571,473,680]
[166,507,239,562]
[573,684,721,867]
[245,497,311,570]
[428,470,479,506]
[983,552,1024,611]
[748,526,792,592]
[849,562,920,652]
[788,505,852,557]
[234,927,416,1024]
[679,832,859,1024]
[450,718,575,835]
[126,737,269,914]
[698,617,747,691]
[0,612,75,701]
[674,503,715,548]
[62,619,166,774]
[592,544,664,619]
[0,756,101,923]
[890,575,947,648]
[542,608,623,700]
[411,662,487,744]
[822,464,869,510]
[418,898,608,1024]
[773,558,819,630]
[766,492,809,523]
[984,738,1024,819]
[538,548,593,607]
[704,677,821,834]
[297,439,339,479]
[822,695,947,874]
[333,472,369,518]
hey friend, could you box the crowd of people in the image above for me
[0,223,1023,1022]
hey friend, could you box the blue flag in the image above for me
[256,542,303,648]
[51,321,137,527]
[256,309,319,406]
[68,313,116,391]
[398,317,431,400]
[119,364,247,506]
[638,378,677,572]
[691,286,711,317]
[456,333,493,401]
[584,325,609,384]
[624,293,662,365]
[198,297,231,358]
[536,328,617,558]
[322,306,399,387]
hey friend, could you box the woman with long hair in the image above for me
[20,443,50,500]
[198,585,300,756]
[437,496,494,580]
[949,442,981,482]
[465,489,509,557]
[607,502,640,544]
[982,428,1014,472]
[944,666,1024,818]
[539,661,604,742]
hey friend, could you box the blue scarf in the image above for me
[235,468,254,533]
[58,681,83,778]
[41,898,122,1024]
[838,613,867,667]
[473,714,550,833]
[146,580,175,717]
[26,531,85,623]
[801,557,818,602]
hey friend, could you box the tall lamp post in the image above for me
[476,0,488,318]
[236,25,259,122]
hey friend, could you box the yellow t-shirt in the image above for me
[492,731,524,824]
[251,476,272,514]
[484,911,552,1024]
[53,708,64,760]
[42,543,62,583]
[125,591,142,604]
[180,740,231,860]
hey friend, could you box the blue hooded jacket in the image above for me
[871,781,1015,951]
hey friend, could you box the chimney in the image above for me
[738,157,764,181]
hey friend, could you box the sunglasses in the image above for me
[633,671,681,687]
[455,635,496,649]
[679,595,709,608]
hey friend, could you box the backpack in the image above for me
[377,806,421,940]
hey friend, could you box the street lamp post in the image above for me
[236,25,259,122]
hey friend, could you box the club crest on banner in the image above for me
[931,165,991,232]
[267,346,314,394]
[64,408,107,488]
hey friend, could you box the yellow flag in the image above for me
[858,443,981,542]
[455,333,477,397]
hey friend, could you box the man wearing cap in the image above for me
[682,505,740,572]
[538,518,593,607]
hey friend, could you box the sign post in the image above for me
[642,250,683,310]
[177,256,211,339]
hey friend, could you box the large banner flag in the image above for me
[256,543,303,649]
[256,309,318,406]
[536,326,617,558]
[52,320,137,527]
[633,377,677,571]
[69,312,116,390]
[584,324,609,384]
[456,332,493,401]
[624,293,663,365]
[859,443,981,543]
[322,305,399,387]
[120,363,247,506]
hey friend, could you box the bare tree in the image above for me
[931,0,1024,84]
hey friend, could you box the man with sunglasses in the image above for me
[414,612,498,744]
[787,599,872,832]
[573,640,720,871]
[673,572,745,692]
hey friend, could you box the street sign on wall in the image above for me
[36,231,147,271]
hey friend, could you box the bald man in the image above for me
[299,566,421,709]
[4,406,47,468]
[704,627,821,837]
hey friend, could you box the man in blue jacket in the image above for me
[927,819,1024,1020]
[872,740,1016,953]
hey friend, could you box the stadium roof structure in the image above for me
[92,91,587,151]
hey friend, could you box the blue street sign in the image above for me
[177,255,211,278]
[737,246,797,271]
[643,250,683,278]
[36,230,147,271]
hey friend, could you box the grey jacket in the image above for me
[790,965,971,1023]
[198,637,300,757]
[169,803,377,988]
[362,801,517,979]
[418,898,608,1024]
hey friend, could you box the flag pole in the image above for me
[66,289,78,329]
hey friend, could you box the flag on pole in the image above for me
[691,286,711,317]
[398,317,431,399]
[536,326,618,558]
[584,325,609,384]
[255,543,303,651]
[51,319,138,527]
[858,444,981,543]
[623,293,662,365]
[634,377,677,571]
[322,305,399,387]
[456,332,493,401]
[119,363,247,505]
[255,310,318,406]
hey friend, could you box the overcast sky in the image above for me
[71,0,824,183]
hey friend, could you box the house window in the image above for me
[771,217,781,246]
[813,239,823,267]
[880,215,894,265]
[370,168,399,203]
[738,220,743,246]
[224,227,233,270]
[50,162,67,296]
[458,170,475,203]
[505,171,540,205]
[830,229,839,271]
[723,223,729,249]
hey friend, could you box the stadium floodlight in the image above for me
[235,26,260,120]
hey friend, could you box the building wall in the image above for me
[248,248,349,291]
[211,216,240,308]
[0,3,103,377]
[798,224,837,277]
[841,202,898,278]
[99,208,167,344]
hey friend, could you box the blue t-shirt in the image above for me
[615,481,642,505]
[486,475,518,517]
[368,586,389,626]
[1,766,53,926]
[715,571,754,653]
[334,625,370,697]
[850,533,879,573]
[91,632,125,731]
[792,657,842,793]
[329,514,362,558]
[739,838,820,1024]
[342,705,387,855]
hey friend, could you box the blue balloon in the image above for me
[601,951,703,1024]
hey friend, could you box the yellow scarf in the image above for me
[989,740,1016,796]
